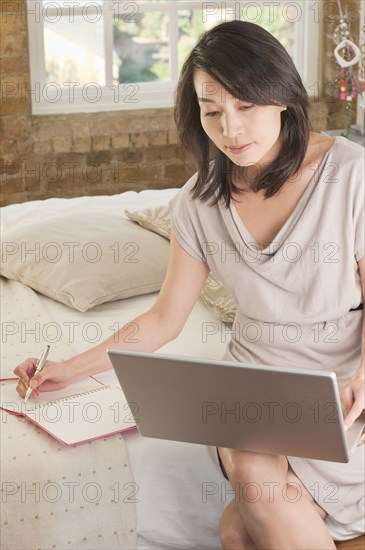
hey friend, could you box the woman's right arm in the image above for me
[15,235,210,398]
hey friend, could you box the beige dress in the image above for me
[169,136,364,526]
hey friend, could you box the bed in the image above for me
[2,188,364,550]
[0,188,230,550]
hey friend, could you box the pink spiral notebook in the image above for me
[0,378,136,446]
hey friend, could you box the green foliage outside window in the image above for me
[114,8,293,84]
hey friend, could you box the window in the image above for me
[26,0,320,115]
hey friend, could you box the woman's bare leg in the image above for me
[219,498,257,549]
[218,448,336,550]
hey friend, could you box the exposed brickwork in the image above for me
[0,0,360,206]
[0,0,191,205]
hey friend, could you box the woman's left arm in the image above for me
[341,255,365,437]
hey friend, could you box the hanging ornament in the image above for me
[331,0,363,135]
[339,75,347,100]
[334,38,361,68]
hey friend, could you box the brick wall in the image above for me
[0,0,191,206]
[0,0,360,206]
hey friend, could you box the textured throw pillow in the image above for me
[125,206,237,323]
[0,212,170,312]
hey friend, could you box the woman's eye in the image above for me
[203,111,219,117]
[239,105,254,111]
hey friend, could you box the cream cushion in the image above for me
[125,206,236,323]
[0,212,170,312]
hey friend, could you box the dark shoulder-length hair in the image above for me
[174,20,311,207]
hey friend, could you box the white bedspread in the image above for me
[1,190,228,550]
[1,278,138,550]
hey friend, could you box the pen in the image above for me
[24,345,50,404]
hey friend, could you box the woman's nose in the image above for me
[221,112,243,138]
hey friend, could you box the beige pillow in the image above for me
[0,212,170,312]
[125,206,237,323]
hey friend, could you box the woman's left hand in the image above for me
[340,367,365,446]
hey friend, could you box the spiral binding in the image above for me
[26,384,113,411]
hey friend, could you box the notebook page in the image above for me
[0,377,102,415]
[23,385,136,445]
[0,381,136,445]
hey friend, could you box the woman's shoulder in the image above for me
[169,172,205,226]
[170,170,214,211]
[307,132,363,157]
[169,170,222,234]
[329,136,365,189]
[331,134,365,159]
[170,172,198,208]
[305,133,364,180]
[181,171,200,195]
[321,134,364,166]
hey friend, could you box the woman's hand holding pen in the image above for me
[14,358,71,399]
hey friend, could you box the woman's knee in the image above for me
[218,447,287,484]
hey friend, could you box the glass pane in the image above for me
[178,4,294,71]
[178,10,213,72]
[114,11,169,83]
[44,16,105,85]
[258,4,295,56]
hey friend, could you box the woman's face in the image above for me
[194,70,286,173]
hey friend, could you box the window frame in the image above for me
[26,0,320,115]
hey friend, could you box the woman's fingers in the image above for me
[340,377,365,431]
[14,359,70,398]
[14,358,38,397]
[16,377,27,398]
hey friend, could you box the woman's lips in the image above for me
[227,143,253,154]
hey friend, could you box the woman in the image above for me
[15,21,364,549]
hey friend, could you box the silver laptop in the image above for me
[107,349,365,463]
